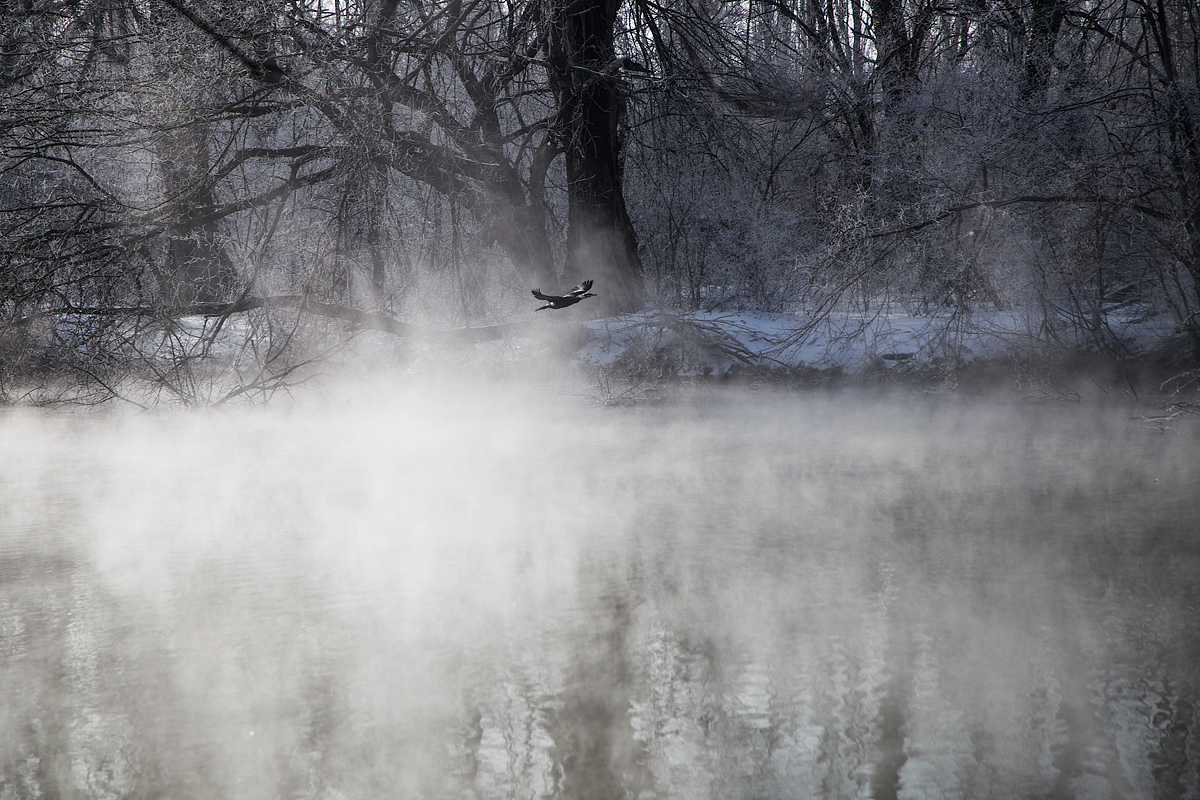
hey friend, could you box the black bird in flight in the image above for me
[532,280,596,311]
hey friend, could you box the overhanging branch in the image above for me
[12,296,535,344]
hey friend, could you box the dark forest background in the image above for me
[2,0,1199,402]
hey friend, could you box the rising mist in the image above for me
[1,386,1198,800]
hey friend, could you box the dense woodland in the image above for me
[1,0,1199,401]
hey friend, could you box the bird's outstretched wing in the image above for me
[568,280,593,296]
[531,289,555,301]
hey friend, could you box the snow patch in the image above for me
[576,307,1186,379]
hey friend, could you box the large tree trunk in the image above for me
[1021,0,1069,99]
[157,122,237,305]
[869,0,930,104]
[548,0,645,313]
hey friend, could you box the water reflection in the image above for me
[1,392,1197,800]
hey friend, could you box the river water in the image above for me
[1,388,1198,800]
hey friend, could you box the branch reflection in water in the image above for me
[1,388,1197,800]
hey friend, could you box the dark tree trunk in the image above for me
[869,0,931,104]
[158,123,237,305]
[366,161,389,304]
[1021,0,1069,99]
[547,0,645,313]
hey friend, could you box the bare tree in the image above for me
[152,0,647,308]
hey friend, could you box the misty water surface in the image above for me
[1,388,1198,800]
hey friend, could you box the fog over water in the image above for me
[2,386,1198,800]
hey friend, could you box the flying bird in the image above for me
[532,280,596,311]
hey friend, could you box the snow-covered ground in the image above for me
[577,306,1187,379]
[54,301,1189,408]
